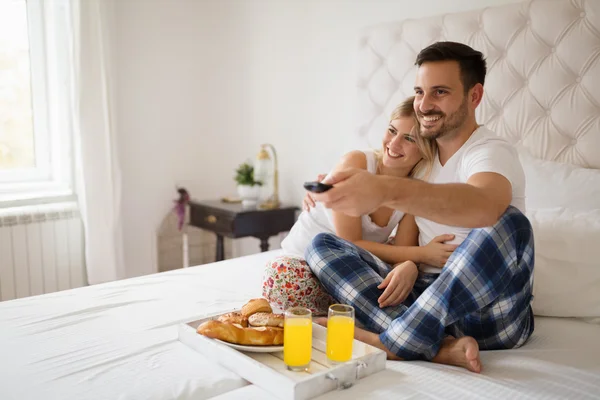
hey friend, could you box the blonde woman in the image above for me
[262,97,458,314]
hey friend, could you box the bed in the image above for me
[1,0,600,399]
[1,251,599,400]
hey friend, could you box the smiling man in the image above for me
[305,42,535,373]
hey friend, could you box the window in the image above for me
[0,0,73,205]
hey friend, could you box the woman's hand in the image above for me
[302,174,326,211]
[377,261,419,308]
[420,234,459,268]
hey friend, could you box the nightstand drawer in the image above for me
[188,200,299,261]
[190,206,234,235]
[234,209,297,237]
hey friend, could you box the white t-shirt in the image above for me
[415,126,526,273]
[281,150,404,258]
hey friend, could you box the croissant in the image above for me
[218,312,249,327]
[248,312,284,328]
[197,320,284,346]
[241,298,272,317]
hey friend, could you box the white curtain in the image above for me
[68,0,125,284]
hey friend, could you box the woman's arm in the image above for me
[357,213,457,267]
[352,215,425,265]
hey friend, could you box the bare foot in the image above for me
[432,336,481,373]
[354,325,377,343]
[354,325,403,361]
[315,318,481,373]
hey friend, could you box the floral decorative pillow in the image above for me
[262,256,333,316]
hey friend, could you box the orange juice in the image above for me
[283,317,312,368]
[326,315,354,362]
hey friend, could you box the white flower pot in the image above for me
[237,184,261,207]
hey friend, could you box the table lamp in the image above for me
[254,143,280,209]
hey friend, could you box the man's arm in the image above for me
[381,171,511,228]
[328,151,370,243]
[314,168,512,228]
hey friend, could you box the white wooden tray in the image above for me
[177,310,387,400]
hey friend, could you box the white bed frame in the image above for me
[356,0,600,170]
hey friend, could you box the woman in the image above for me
[262,97,457,314]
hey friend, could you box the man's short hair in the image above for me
[415,41,487,92]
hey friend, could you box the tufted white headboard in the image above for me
[357,0,600,169]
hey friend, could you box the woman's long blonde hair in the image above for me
[375,96,436,180]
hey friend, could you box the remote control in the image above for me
[303,181,333,193]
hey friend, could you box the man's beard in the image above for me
[419,96,469,140]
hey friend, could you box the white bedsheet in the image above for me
[1,250,599,400]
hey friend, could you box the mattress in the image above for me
[0,250,599,400]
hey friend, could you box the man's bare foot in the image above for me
[315,318,481,373]
[432,336,481,373]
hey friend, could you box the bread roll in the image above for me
[197,320,284,346]
[241,298,272,317]
[248,312,284,328]
[217,312,248,327]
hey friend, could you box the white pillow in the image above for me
[529,208,600,319]
[519,151,600,211]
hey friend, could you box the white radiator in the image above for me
[0,202,86,301]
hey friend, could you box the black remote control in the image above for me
[303,181,333,193]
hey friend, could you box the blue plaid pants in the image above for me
[305,206,535,361]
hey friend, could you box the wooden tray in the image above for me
[177,310,386,400]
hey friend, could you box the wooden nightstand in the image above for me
[189,200,299,262]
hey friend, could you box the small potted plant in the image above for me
[234,162,263,207]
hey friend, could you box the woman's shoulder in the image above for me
[337,150,368,170]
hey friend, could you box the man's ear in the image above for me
[470,83,484,108]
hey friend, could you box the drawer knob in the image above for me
[206,215,217,224]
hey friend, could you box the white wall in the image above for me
[112,0,524,278]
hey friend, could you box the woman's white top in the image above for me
[281,150,405,258]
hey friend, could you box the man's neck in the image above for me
[436,119,480,166]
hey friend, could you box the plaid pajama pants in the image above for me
[305,206,535,361]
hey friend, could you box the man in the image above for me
[306,41,534,373]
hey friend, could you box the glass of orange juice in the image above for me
[283,307,312,371]
[326,304,355,363]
